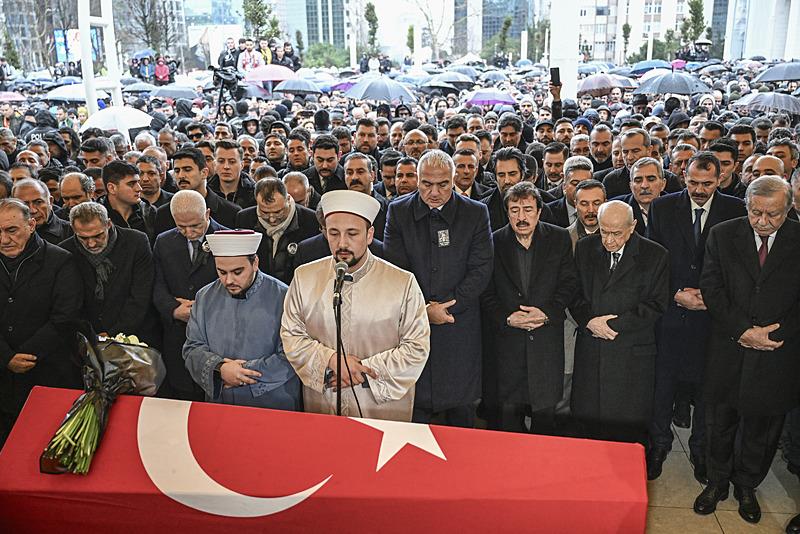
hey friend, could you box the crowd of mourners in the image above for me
[4,42,800,531]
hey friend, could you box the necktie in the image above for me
[190,240,201,263]
[758,235,769,267]
[610,252,620,273]
[693,208,704,245]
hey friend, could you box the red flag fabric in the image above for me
[0,387,647,533]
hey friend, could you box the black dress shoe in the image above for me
[786,512,800,533]
[690,455,708,485]
[693,483,729,515]
[734,486,761,524]
[646,447,669,480]
[672,401,691,429]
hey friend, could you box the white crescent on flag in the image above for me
[137,397,331,517]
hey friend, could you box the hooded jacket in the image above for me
[24,110,59,143]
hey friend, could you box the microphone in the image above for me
[333,261,348,306]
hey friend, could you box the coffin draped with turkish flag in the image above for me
[0,387,647,533]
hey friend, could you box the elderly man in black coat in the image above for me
[384,149,493,428]
[11,178,71,244]
[694,176,800,525]
[481,182,577,433]
[602,129,682,199]
[570,199,669,445]
[60,202,159,348]
[152,190,225,401]
[612,157,668,236]
[0,199,83,447]
[645,152,746,483]
[235,177,318,284]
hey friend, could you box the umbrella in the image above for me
[481,71,509,82]
[57,76,82,85]
[465,88,515,106]
[430,72,474,89]
[577,73,628,96]
[446,65,479,80]
[452,53,483,65]
[119,77,140,86]
[46,85,109,102]
[122,82,158,93]
[244,64,297,83]
[344,76,416,103]
[699,64,729,76]
[640,68,673,82]
[755,62,800,83]
[695,38,712,46]
[294,68,316,79]
[237,83,270,98]
[150,85,200,100]
[515,59,533,68]
[671,59,687,70]
[631,59,672,75]
[331,79,358,92]
[734,92,800,114]
[79,106,153,133]
[133,49,156,60]
[633,71,711,95]
[609,67,633,77]
[578,64,602,75]
[420,80,459,93]
[274,78,322,95]
[611,74,639,89]
[0,91,25,103]
[750,55,767,61]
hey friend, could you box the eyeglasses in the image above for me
[188,133,203,140]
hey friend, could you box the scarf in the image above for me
[77,226,118,301]
[258,196,296,258]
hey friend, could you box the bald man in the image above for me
[751,155,786,181]
[570,200,669,445]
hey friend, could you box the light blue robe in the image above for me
[183,270,301,410]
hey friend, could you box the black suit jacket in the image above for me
[647,190,745,381]
[60,228,159,347]
[383,191,494,411]
[155,188,241,236]
[701,217,800,415]
[611,193,648,235]
[545,196,571,228]
[294,233,384,267]
[37,211,72,245]
[465,180,489,201]
[304,165,347,195]
[234,204,319,284]
[480,223,578,410]
[152,219,226,395]
[481,187,557,232]
[151,189,174,209]
[570,232,669,425]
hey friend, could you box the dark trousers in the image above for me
[782,406,800,467]
[0,411,17,451]
[650,371,706,458]
[493,404,557,435]
[706,402,785,489]
[413,404,475,428]
[573,417,649,447]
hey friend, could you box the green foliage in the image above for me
[304,42,349,68]
[498,16,512,55]
[482,34,520,63]
[406,25,414,54]
[527,19,549,61]
[295,30,305,57]
[622,22,631,58]
[663,29,680,60]
[628,38,670,63]
[680,0,706,44]
[2,30,20,69]
[365,2,379,54]
[243,0,281,40]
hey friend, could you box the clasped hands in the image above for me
[173,298,194,323]
[738,323,783,351]
[427,299,456,325]
[507,305,548,331]
[675,288,706,311]
[587,315,619,340]
[220,358,261,388]
[7,353,36,373]
[326,353,377,390]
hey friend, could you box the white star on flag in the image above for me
[351,417,447,471]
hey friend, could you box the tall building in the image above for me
[453,0,484,56]
[724,0,800,61]
[305,0,351,49]
[482,0,531,47]
[2,0,56,70]
[577,0,714,64]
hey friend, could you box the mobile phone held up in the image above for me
[550,67,561,86]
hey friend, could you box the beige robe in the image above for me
[280,252,430,421]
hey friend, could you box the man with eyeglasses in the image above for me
[153,190,226,401]
[186,122,211,143]
[234,175,318,284]
[402,129,427,160]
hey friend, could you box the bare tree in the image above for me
[51,0,77,61]
[413,0,480,60]
[126,0,162,52]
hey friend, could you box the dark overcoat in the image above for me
[383,191,494,411]
[570,232,669,426]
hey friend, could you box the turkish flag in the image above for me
[0,387,647,533]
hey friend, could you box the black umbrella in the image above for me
[734,91,800,114]
[633,72,710,95]
[755,62,800,83]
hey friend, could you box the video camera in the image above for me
[208,65,243,91]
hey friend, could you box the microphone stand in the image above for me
[333,277,344,416]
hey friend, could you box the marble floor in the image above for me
[646,424,800,533]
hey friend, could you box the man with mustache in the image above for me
[283,190,429,421]
[612,157,666,235]
[343,153,387,240]
[184,230,301,411]
[645,151,745,485]
[695,176,800,526]
[568,180,606,246]
[154,148,241,235]
[394,157,419,197]
[480,181,577,432]
[340,118,381,166]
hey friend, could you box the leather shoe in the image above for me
[693,483,729,515]
[786,513,800,533]
[690,454,708,485]
[734,486,761,524]
[646,447,669,480]
[672,401,691,429]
